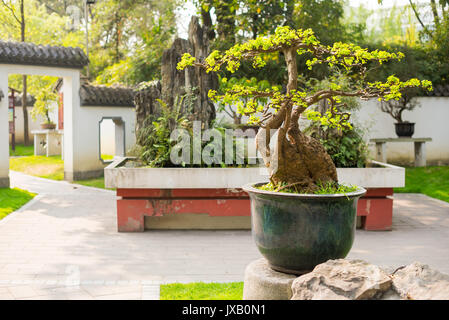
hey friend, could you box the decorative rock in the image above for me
[244,259,449,300]
[243,259,297,300]
[134,16,217,146]
[160,16,217,127]
[291,259,392,300]
[391,262,449,300]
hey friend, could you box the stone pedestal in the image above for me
[370,137,432,167]
[32,129,63,157]
[243,259,296,300]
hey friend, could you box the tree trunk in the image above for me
[215,2,235,44]
[430,0,440,27]
[200,4,215,41]
[21,0,30,145]
[22,75,30,145]
[256,49,338,192]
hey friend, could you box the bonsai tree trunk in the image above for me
[256,48,337,192]
[45,109,50,123]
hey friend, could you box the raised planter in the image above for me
[105,158,404,232]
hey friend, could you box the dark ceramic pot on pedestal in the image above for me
[395,122,415,137]
[243,183,366,275]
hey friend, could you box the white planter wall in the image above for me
[105,158,404,189]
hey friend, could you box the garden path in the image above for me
[0,171,448,300]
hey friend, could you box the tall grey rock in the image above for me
[134,15,217,142]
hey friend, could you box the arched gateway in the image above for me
[0,40,107,187]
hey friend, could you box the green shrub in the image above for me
[137,98,188,167]
[318,127,369,168]
[137,99,253,168]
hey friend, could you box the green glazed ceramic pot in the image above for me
[243,183,366,275]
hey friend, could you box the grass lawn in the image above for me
[75,177,108,189]
[9,155,110,189]
[394,166,449,203]
[9,144,34,157]
[160,282,243,300]
[0,188,36,220]
[10,155,65,180]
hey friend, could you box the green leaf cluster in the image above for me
[178,24,433,129]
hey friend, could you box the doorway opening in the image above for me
[99,117,125,163]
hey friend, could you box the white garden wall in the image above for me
[66,105,136,177]
[353,97,449,165]
[9,105,58,144]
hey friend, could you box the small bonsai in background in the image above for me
[31,86,58,129]
[178,26,432,193]
[380,87,421,137]
[380,87,421,123]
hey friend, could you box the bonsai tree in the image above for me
[380,88,421,123]
[178,26,432,193]
[31,86,58,125]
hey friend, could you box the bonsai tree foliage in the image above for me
[218,76,273,125]
[31,86,58,124]
[178,26,432,192]
[380,88,421,123]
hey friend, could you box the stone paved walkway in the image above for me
[0,171,448,300]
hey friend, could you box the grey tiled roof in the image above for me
[14,93,36,107]
[80,84,135,107]
[0,41,88,69]
[425,84,449,97]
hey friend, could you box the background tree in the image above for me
[35,0,80,16]
[293,0,358,44]
[92,0,180,85]
[1,0,30,145]
[1,0,84,145]
[237,0,296,39]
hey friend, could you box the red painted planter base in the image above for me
[116,188,394,232]
[357,188,393,231]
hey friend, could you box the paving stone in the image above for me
[7,286,38,299]
[94,292,142,300]
[82,285,142,297]
[0,292,15,300]
[0,170,447,302]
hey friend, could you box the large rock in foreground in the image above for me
[291,260,392,300]
[391,262,449,300]
[291,259,449,300]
